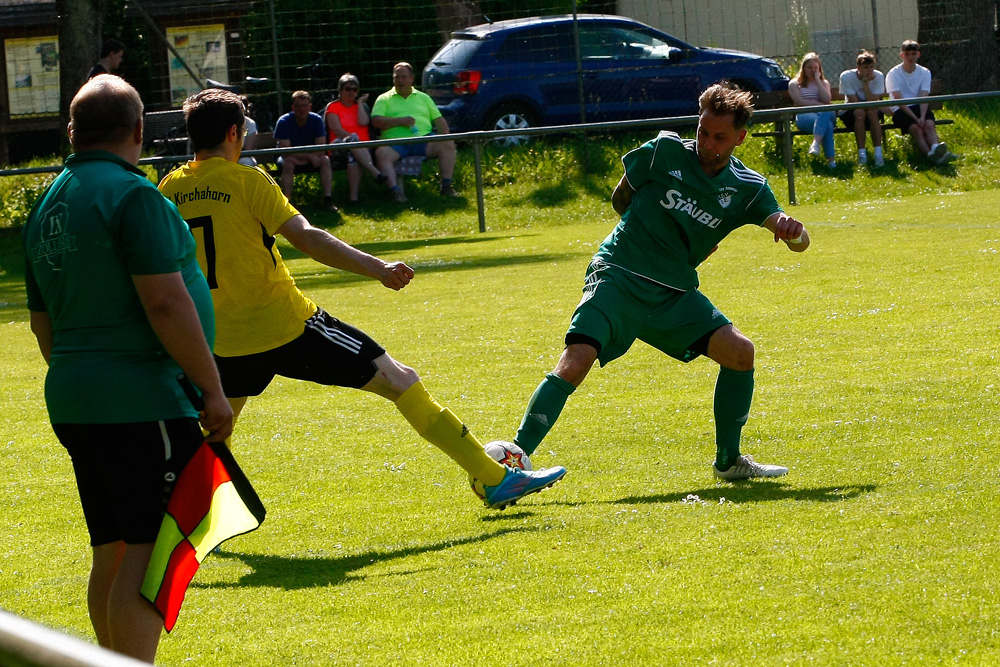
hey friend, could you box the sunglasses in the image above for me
[342,86,359,92]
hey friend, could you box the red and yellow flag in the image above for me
[141,441,265,632]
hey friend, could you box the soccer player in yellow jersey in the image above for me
[159,89,565,509]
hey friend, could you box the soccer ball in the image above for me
[469,440,533,500]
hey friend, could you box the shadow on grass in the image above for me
[198,526,535,590]
[613,483,877,506]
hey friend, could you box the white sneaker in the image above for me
[808,143,821,157]
[874,154,885,167]
[713,455,788,480]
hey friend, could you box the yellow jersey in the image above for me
[159,158,316,357]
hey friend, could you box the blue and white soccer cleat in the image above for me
[483,465,567,510]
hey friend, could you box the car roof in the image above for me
[452,14,652,39]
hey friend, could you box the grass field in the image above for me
[2,183,999,665]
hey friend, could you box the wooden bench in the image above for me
[751,80,952,140]
[251,132,426,188]
[142,109,187,155]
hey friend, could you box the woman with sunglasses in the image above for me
[325,73,387,203]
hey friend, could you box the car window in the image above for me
[431,36,483,68]
[495,26,576,63]
[579,25,681,61]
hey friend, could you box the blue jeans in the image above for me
[796,111,836,158]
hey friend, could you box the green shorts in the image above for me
[566,262,731,366]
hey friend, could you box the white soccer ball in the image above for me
[469,440,532,500]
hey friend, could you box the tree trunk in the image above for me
[434,0,482,43]
[916,0,998,93]
[56,0,107,151]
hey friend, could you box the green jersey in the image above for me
[23,150,214,424]
[596,131,782,289]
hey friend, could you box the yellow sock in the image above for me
[395,381,506,485]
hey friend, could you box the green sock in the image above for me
[514,373,576,456]
[714,367,754,471]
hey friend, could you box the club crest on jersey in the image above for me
[717,186,738,209]
[659,189,721,228]
[32,203,77,270]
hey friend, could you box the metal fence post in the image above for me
[473,138,486,233]
[781,114,797,205]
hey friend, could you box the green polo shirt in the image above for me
[371,87,442,140]
[23,150,214,424]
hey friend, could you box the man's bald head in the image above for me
[69,74,143,150]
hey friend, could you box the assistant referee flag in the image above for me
[141,440,266,632]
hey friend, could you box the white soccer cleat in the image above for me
[713,454,788,480]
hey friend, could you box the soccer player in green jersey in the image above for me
[514,82,811,480]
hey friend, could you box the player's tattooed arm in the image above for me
[764,211,810,252]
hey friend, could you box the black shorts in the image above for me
[838,108,885,131]
[54,418,204,546]
[215,308,386,397]
[892,106,936,133]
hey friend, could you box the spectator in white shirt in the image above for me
[885,40,956,164]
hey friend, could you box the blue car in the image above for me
[422,14,789,146]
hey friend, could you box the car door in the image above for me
[578,23,702,121]
[492,25,580,125]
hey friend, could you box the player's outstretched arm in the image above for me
[278,214,414,290]
[764,211,810,252]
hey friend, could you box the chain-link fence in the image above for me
[0,0,996,165]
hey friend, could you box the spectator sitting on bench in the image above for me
[274,90,338,211]
[838,51,888,168]
[788,52,837,169]
[371,62,460,204]
[325,73,388,204]
[886,40,956,165]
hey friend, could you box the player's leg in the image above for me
[361,353,506,486]
[705,325,787,479]
[514,344,595,456]
[515,263,632,456]
[705,324,755,471]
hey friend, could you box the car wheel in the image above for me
[484,105,536,148]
